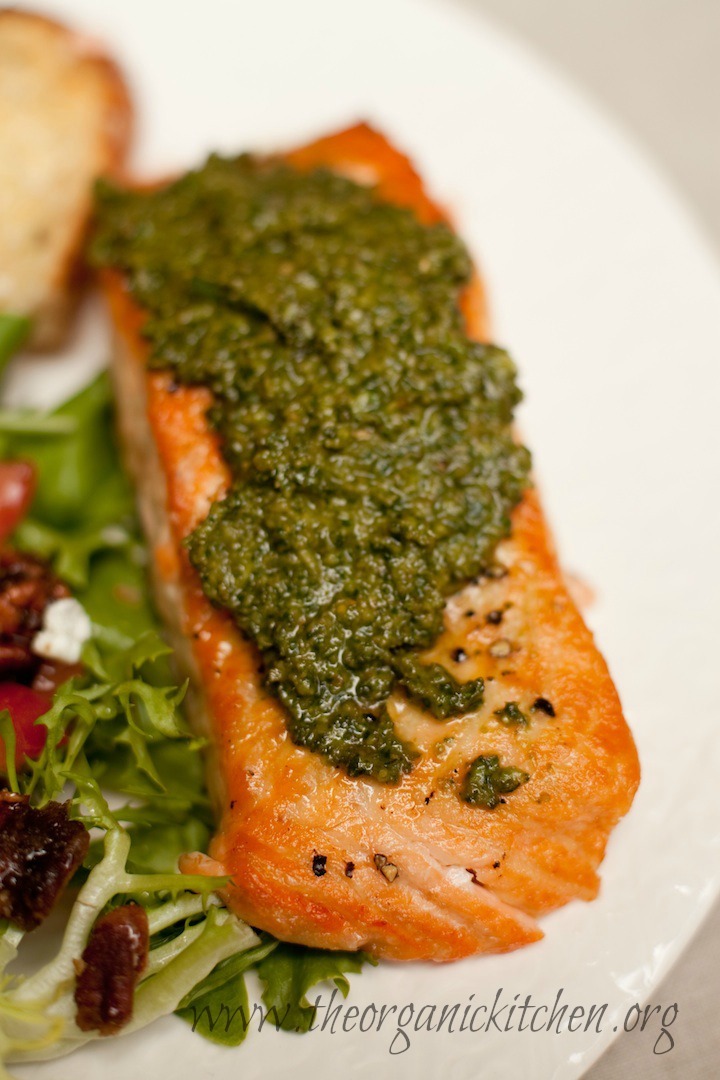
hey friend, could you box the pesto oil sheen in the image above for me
[93,156,531,783]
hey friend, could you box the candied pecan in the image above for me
[32,659,85,696]
[0,550,70,679]
[75,904,149,1035]
[0,792,89,931]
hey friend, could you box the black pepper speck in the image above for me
[532,696,556,717]
[312,853,327,877]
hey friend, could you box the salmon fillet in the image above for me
[102,123,639,962]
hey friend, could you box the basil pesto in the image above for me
[461,755,529,809]
[92,155,531,783]
[493,701,528,726]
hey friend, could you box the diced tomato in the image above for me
[0,461,36,545]
[0,682,50,772]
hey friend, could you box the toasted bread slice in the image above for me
[0,9,131,348]
[103,124,639,961]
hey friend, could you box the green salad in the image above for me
[0,373,370,1074]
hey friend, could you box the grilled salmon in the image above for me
[101,124,639,962]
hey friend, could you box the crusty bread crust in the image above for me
[0,8,131,348]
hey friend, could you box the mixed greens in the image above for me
[0,374,370,1074]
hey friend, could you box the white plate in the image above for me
[9,0,720,1077]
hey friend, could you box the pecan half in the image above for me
[75,904,149,1035]
[0,550,70,679]
[0,792,89,930]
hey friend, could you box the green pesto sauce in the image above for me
[493,701,528,726]
[92,155,531,784]
[461,755,529,809]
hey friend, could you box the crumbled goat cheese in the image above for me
[32,598,92,664]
